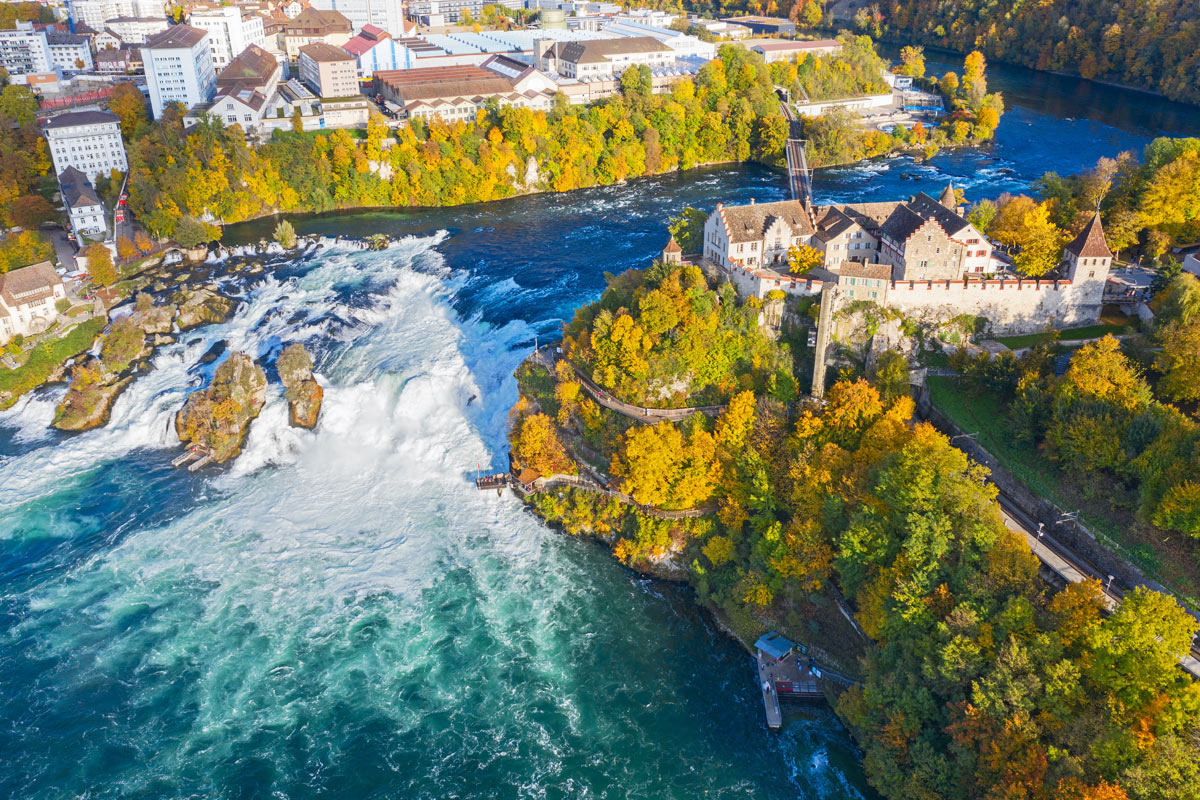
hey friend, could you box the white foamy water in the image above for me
[0,233,871,799]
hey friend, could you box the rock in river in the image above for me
[175,352,267,463]
[52,356,131,431]
[175,287,237,330]
[277,342,323,429]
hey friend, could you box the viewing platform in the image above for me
[754,632,822,730]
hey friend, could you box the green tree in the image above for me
[273,219,297,249]
[107,82,148,137]
[174,216,211,248]
[667,207,706,255]
[85,243,116,286]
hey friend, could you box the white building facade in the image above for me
[143,25,217,119]
[0,262,68,345]
[310,0,409,35]
[67,0,164,30]
[189,6,267,70]
[47,32,94,71]
[104,16,170,46]
[0,24,53,76]
[42,109,129,184]
[59,166,108,238]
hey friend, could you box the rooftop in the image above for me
[751,39,841,52]
[41,109,121,130]
[58,166,102,210]
[299,41,354,63]
[556,36,670,64]
[1065,211,1114,259]
[0,261,61,307]
[144,24,207,50]
[217,44,279,89]
[285,8,352,34]
[719,199,814,243]
[840,262,893,281]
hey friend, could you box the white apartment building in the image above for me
[59,166,108,238]
[0,262,68,345]
[189,6,266,70]
[310,0,409,36]
[104,16,170,45]
[143,25,217,119]
[42,109,129,183]
[68,0,164,30]
[542,36,675,80]
[47,32,94,71]
[0,23,52,77]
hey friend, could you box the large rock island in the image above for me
[276,343,323,429]
[175,352,267,463]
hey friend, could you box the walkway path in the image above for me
[517,472,715,520]
[533,347,726,423]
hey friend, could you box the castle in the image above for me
[693,185,1114,336]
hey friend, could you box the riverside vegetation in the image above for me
[508,259,1200,800]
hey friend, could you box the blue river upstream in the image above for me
[2,58,1198,798]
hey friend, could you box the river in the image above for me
[1,60,1195,799]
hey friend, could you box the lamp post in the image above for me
[1033,522,1045,555]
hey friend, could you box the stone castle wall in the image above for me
[885,277,1102,334]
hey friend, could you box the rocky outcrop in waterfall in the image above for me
[277,343,323,429]
[175,352,267,462]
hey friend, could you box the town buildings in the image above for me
[94,47,140,73]
[42,109,128,184]
[104,16,169,45]
[282,8,352,61]
[308,0,414,36]
[67,0,163,30]
[188,5,267,71]
[0,23,53,76]
[721,15,795,36]
[47,32,94,71]
[205,44,283,131]
[298,42,360,97]
[406,0,487,25]
[58,166,108,238]
[143,25,217,119]
[700,187,1113,334]
[748,39,843,64]
[539,36,674,80]
[374,58,559,121]
[0,262,68,345]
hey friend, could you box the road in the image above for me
[996,492,1200,678]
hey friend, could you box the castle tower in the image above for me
[938,182,957,210]
[661,236,683,265]
[1063,210,1113,310]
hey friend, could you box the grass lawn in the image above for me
[994,322,1132,350]
[926,376,1200,608]
[0,317,106,409]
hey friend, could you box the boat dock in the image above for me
[172,445,213,471]
[754,631,823,730]
[474,472,510,494]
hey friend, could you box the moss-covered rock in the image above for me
[286,378,323,428]
[174,287,236,330]
[129,292,177,335]
[51,356,131,431]
[175,352,267,463]
[99,316,151,374]
[276,343,313,387]
[277,343,322,428]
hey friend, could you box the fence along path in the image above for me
[533,347,726,423]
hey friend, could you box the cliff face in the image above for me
[277,343,323,429]
[175,352,268,462]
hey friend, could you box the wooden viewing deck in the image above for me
[755,649,823,731]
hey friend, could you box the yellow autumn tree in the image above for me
[513,413,573,477]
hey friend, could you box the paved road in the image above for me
[997,493,1200,679]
